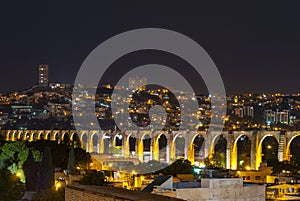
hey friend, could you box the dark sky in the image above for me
[1,1,300,94]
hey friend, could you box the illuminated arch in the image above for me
[62,132,70,144]
[172,134,185,160]
[38,131,44,140]
[71,132,81,147]
[125,133,137,157]
[6,131,11,141]
[52,132,59,141]
[231,134,251,170]
[286,133,300,161]
[81,133,88,150]
[30,132,37,141]
[90,133,100,153]
[209,133,224,158]
[155,133,168,162]
[25,132,30,141]
[136,133,151,162]
[100,133,110,154]
[18,131,24,140]
[113,133,123,156]
[256,134,278,170]
[190,134,205,164]
[46,132,51,140]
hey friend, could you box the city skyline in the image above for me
[2,3,300,201]
[1,2,300,94]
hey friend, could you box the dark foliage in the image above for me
[33,188,65,201]
[38,147,54,191]
[0,169,25,201]
[23,150,39,191]
[79,171,105,186]
[157,159,193,176]
[67,147,75,174]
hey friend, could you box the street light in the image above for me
[16,171,22,178]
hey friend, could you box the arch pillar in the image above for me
[11,131,16,141]
[88,133,94,153]
[184,138,189,160]
[187,140,194,165]
[124,134,130,158]
[230,141,238,170]
[278,132,286,162]
[285,131,300,162]
[166,143,170,163]
[255,134,262,170]
[250,132,257,170]
[99,133,106,154]
[152,136,159,161]
[170,139,176,163]
[29,133,35,142]
[135,137,139,158]
[226,133,232,170]
[137,138,144,162]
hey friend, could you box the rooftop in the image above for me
[67,184,183,201]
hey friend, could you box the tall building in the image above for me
[234,106,254,118]
[264,109,290,125]
[38,64,49,86]
[243,106,254,117]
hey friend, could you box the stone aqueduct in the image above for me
[2,129,300,170]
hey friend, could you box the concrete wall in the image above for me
[176,178,265,201]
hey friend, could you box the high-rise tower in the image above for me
[38,64,49,86]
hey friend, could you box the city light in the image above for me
[55,181,62,190]
[16,171,22,178]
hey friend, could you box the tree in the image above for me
[0,141,29,182]
[205,152,226,169]
[67,147,75,175]
[0,169,25,201]
[23,149,39,191]
[27,141,90,170]
[33,188,65,201]
[0,133,6,147]
[74,148,91,169]
[158,159,193,175]
[38,147,54,191]
[79,171,105,186]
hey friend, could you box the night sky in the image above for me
[1,2,300,94]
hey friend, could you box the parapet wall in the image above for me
[176,178,265,201]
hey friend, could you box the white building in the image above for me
[234,106,254,117]
[152,177,265,201]
[264,109,290,125]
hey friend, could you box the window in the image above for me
[255,176,261,180]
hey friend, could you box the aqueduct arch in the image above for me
[2,129,300,170]
[256,134,279,170]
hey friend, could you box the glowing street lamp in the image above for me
[16,171,22,178]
